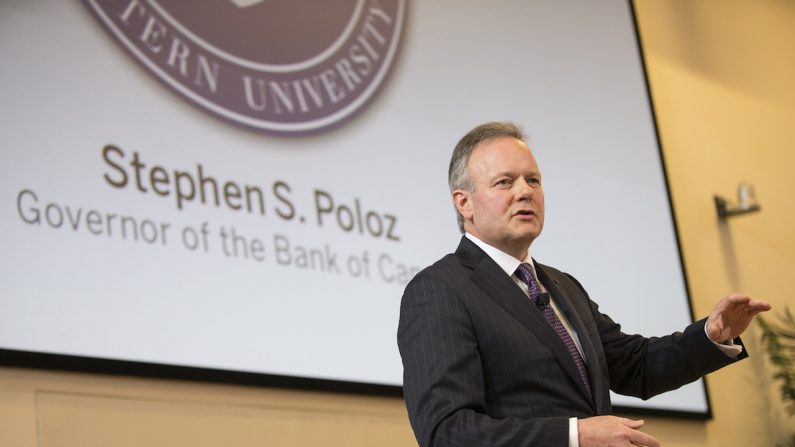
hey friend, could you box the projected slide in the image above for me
[1,0,707,415]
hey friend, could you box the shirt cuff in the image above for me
[569,417,579,447]
[704,323,743,358]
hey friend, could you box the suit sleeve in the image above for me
[564,273,747,400]
[397,272,569,447]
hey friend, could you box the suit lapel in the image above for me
[456,238,595,407]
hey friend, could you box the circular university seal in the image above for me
[84,0,407,135]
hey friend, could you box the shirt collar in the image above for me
[464,233,536,277]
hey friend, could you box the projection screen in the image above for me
[0,0,710,416]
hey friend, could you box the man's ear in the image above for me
[452,189,473,221]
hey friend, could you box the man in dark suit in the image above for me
[397,122,771,447]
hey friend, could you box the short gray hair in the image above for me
[448,122,528,233]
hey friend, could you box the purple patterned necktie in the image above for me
[516,263,592,395]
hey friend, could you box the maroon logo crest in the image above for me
[84,0,407,135]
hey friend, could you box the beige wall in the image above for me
[2,1,793,445]
[633,0,795,445]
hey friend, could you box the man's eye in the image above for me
[496,179,511,186]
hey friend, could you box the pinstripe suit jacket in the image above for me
[397,236,743,447]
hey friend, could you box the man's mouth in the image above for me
[513,210,536,217]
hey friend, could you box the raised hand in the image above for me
[706,293,771,342]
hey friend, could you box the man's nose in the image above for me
[515,179,535,199]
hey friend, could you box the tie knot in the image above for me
[516,263,542,298]
[515,263,533,282]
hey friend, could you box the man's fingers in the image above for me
[746,299,772,312]
[726,293,751,304]
[629,429,661,447]
[621,418,644,429]
[579,416,660,447]
[621,419,660,447]
[749,307,770,316]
